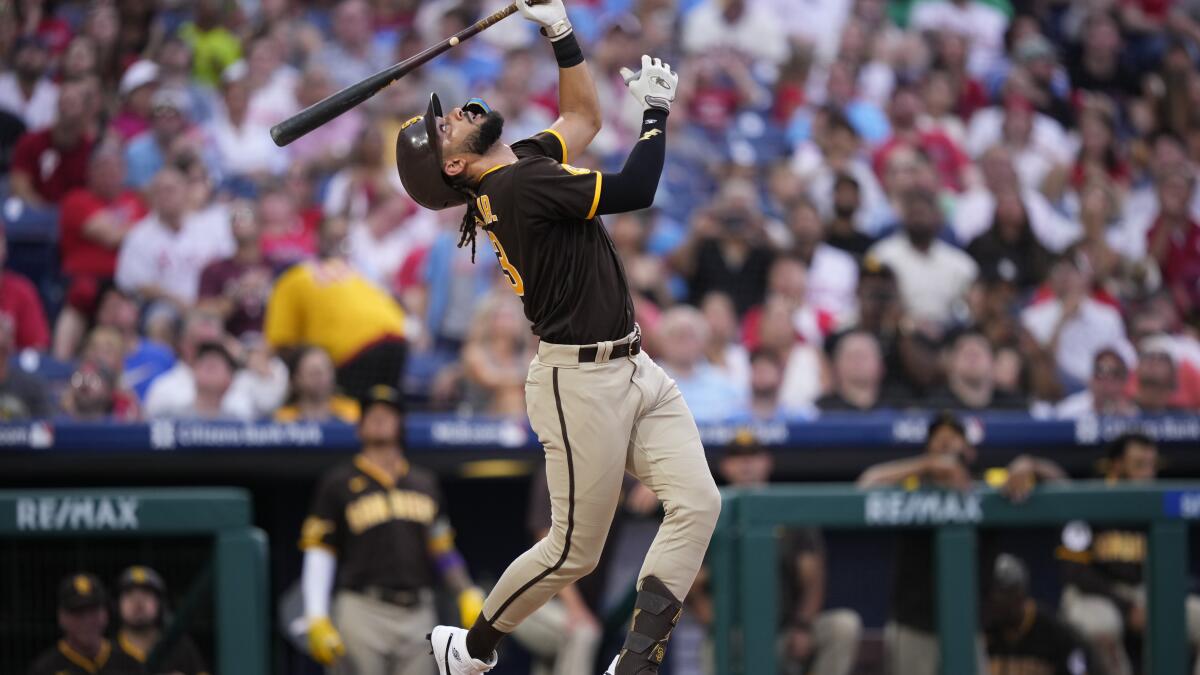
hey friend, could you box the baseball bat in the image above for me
[270,3,521,147]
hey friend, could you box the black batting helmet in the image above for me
[395,93,467,210]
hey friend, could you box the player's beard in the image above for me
[123,615,157,631]
[464,110,505,155]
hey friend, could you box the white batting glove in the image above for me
[517,0,572,40]
[619,55,678,113]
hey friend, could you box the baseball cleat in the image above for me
[429,625,497,675]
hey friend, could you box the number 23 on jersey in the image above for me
[478,195,524,296]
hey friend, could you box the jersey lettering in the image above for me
[345,489,437,534]
[476,195,499,225]
[486,230,525,296]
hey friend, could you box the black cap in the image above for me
[59,573,108,611]
[927,410,966,440]
[859,255,896,281]
[725,428,766,457]
[992,553,1029,591]
[118,565,166,596]
[359,384,404,418]
[395,93,468,211]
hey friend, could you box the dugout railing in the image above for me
[709,481,1200,675]
[0,488,268,675]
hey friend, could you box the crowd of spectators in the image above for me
[1,0,1199,424]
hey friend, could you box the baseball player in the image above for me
[392,1,722,673]
[300,384,486,675]
[27,572,143,675]
[114,565,209,674]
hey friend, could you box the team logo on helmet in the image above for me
[400,115,423,131]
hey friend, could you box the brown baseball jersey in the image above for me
[299,454,443,592]
[472,130,635,345]
[27,639,144,675]
[116,631,209,675]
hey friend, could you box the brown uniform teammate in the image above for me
[27,573,143,675]
[114,565,209,675]
[394,1,722,673]
[300,385,484,675]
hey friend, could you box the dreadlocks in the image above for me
[457,186,483,263]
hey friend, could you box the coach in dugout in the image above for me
[27,572,142,675]
[1057,433,1200,675]
[114,565,209,674]
[299,384,484,674]
[857,411,1068,675]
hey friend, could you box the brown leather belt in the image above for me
[578,335,641,363]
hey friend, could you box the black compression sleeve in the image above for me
[550,31,584,68]
[594,109,668,215]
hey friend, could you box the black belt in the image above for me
[578,336,641,363]
[358,586,426,608]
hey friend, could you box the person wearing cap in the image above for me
[848,255,938,397]
[0,35,58,131]
[112,60,160,142]
[1057,433,1200,675]
[299,384,484,673]
[114,565,209,674]
[54,141,148,360]
[123,86,194,190]
[858,411,1068,675]
[1012,34,1074,128]
[27,572,143,675]
[10,78,94,207]
[984,553,1092,674]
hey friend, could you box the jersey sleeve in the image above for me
[515,156,603,222]
[299,474,343,554]
[511,129,570,164]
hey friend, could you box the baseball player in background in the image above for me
[391,0,723,672]
[114,565,209,674]
[27,573,143,675]
[300,385,486,675]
